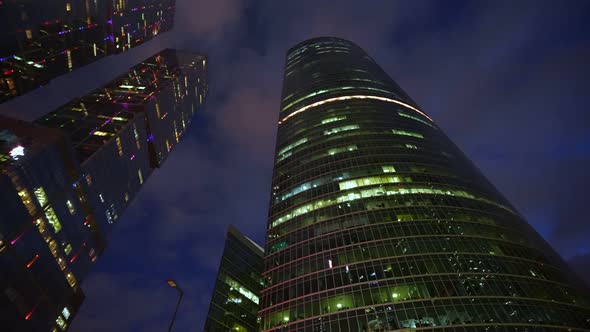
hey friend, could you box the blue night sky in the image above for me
[1,0,589,331]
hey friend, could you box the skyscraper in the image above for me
[0,48,207,331]
[0,0,176,103]
[204,226,264,332]
[260,37,590,331]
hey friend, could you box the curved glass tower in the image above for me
[260,37,590,331]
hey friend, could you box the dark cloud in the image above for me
[1,0,588,330]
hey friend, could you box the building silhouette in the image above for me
[260,37,590,331]
[0,48,207,331]
[204,226,263,332]
[0,0,175,102]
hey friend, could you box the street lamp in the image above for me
[166,279,183,332]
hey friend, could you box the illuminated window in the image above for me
[324,125,359,136]
[166,140,171,152]
[277,137,308,162]
[133,124,141,149]
[327,145,357,156]
[321,115,347,124]
[398,111,434,128]
[116,137,123,156]
[223,275,259,304]
[65,272,77,287]
[270,185,514,229]
[392,129,423,139]
[85,174,92,186]
[45,207,62,233]
[382,166,396,173]
[338,175,402,190]
[155,102,161,118]
[18,189,36,215]
[173,120,180,142]
[62,307,70,320]
[138,169,144,184]
[25,29,33,39]
[93,131,113,137]
[66,50,72,71]
[405,144,418,149]
[124,193,129,202]
[65,200,75,215]
[65,2,71,11]
[56,316,67,330]
[33,187,48,207]
[63,243,72,255]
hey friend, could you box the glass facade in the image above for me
[0,49,207,331]
[0,0,176,103]
[260,37,590,331]
[204,226,264,332]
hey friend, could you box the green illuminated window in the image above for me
[321,116,347,124]
[277,137,308,161]
[65,200,75,215]
[270,185,513,229]
[34,187,48,208]
[324,125,359,136]
[339,175,403,190]
[327,144,357,156]
[392,129,423,139]
[45,207,62,233]
[398,111,434,128]
[223,275,259,304]
[382,166,396,173]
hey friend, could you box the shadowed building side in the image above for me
[0,48,207,331]
[260,37,590,331]
[0,0,176,103]
[204,226,264,332]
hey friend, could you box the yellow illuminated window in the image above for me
[25,29,33,39]
[65,272,77,287]
[155,102,161,118]
[116,137,123,156]
[18,189,36,214]
[93,131,113,137]
[56,316,67,330]
[138,169,143,184]
[133,124,140,149]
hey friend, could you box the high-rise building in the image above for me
[260,37,590,331]
[0,48,207,331]
[0,0,176,103]
[204,226,264,332]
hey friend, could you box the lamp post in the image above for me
[166,279,183,332]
